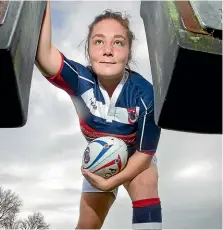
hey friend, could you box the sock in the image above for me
[132,198,162,230]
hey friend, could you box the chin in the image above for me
[94,66,124,79]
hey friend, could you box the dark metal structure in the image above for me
[140,1,222,134]
[0,0,46,128]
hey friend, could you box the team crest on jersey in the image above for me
[84,147,90,164]
[127,108,137,124]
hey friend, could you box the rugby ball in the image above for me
[82,136,128,179]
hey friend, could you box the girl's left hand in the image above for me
[81,167,112,191]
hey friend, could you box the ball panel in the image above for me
[82,142,103,168]
[89,143,126,171]
[82,138,113,169]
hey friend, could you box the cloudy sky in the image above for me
[0,1,222,229]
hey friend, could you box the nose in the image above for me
[103,43,113,57]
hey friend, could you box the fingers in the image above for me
[81,166,88,175]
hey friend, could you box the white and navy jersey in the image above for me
[45,51,161,156]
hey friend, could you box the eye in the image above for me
[95,40,104,45]
[114,40,124,46]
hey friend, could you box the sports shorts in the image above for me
[81,154,157,198]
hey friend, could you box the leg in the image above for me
[75,178,118,229]
[76,192,115,229]
[124,155,162,230]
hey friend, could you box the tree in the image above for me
[0,186,50,229]
[17,212,50,229]
[0,186,22,229]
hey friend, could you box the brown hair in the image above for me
[84,9,136,70]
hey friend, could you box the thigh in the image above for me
[76,192,115,229]
[123,155,159,201]
[76,178,117,229]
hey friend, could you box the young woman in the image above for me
[35,1,162,229]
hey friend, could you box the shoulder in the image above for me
[60,52,96,83]
[128,70,154,106]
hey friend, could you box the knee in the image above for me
[76,219,102,229]
[76,206,104,229]
[134,168,158,194]
[125,166,159,201]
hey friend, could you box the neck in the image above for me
[98,75,124,98]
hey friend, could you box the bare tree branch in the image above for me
[0,186,22,228]
[0,187,50,229]
[17,212,50,229]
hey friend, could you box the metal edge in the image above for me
[6,1,25,50]
[0,0,10,26]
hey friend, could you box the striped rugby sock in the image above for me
[132,198,162,230]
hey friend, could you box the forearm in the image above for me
[109,151,153,189]
[36,0,53,63]
[35,0,62,77]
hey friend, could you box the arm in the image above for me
[108,151,153,188]
[35,1,92,95]
[35,0,61,77]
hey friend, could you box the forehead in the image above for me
[91,19,127,38]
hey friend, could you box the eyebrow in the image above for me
[91,34,126,40]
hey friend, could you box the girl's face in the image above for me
[88,19,130,81]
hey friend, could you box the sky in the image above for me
[0,1,222,229]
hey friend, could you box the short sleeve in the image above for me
[44,51,92,96]
[136,95,161,155]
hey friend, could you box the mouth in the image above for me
[100,61,116,64]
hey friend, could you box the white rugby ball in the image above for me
[82,136,128,179]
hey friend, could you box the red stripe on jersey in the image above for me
[46,52,74,95]
[79,119,136,144]
[137,150,155,155]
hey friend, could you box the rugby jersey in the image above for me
[44,51,161,156]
